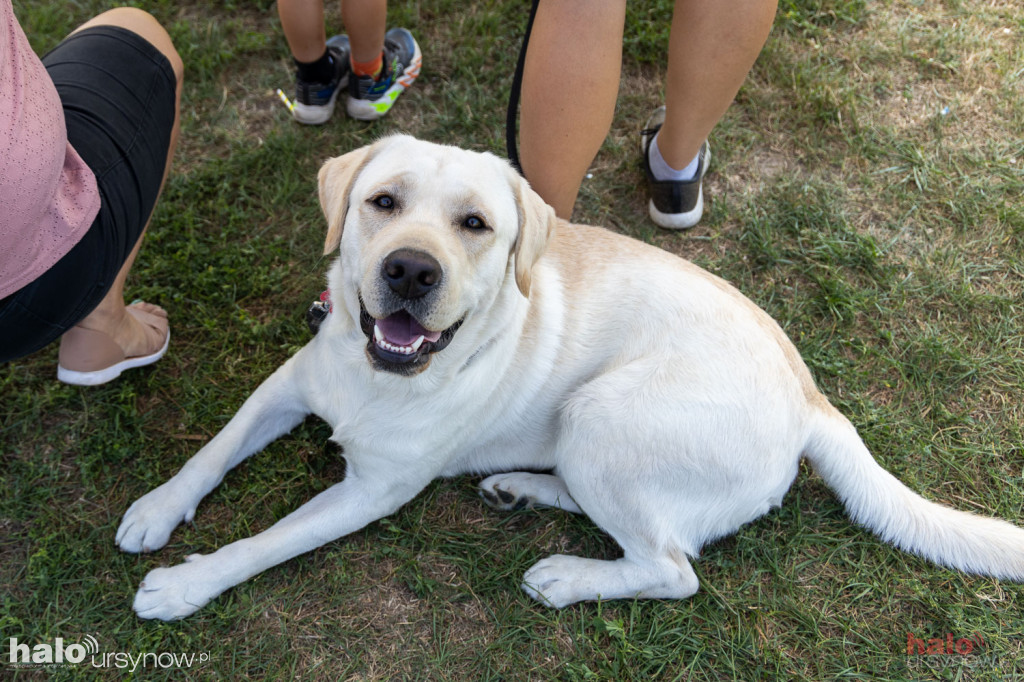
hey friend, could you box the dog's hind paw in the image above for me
[133,554,224,621]
[479,473,582,513]
[524,554,702,607]
[522,554,589,608]
[479,475,533,511]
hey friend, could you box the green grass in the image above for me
[3,0,1023,679]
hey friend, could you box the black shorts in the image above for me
[0,25,176,363]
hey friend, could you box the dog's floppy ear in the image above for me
[512,175,557,298]
[318,145,373,255]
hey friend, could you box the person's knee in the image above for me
[74,7,183,86]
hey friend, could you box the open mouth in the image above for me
[359,302,463,374]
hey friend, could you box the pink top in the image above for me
[0,0,100,299]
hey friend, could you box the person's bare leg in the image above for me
[279,0,386,66]
[61,8,182,360]
[278,0,328,63]
[518,0,626,219]
[656,0,776,171]
[342,0,387,65]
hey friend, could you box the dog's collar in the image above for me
[306,289,332,335]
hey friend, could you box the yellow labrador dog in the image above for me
[116,135,1024,620]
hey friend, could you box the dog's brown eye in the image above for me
[463,215,487,231]
[373,194,395,210]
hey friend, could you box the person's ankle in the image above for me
[649,133,700,182]
[351,52,384,80]
[295,49,336,84]
[75,302,128,335]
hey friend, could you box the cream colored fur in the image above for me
[116,135,1024,620]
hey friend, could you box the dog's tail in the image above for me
[804,407,1024,580]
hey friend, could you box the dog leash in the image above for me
[505,0,541,177]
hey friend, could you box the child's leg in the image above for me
[341,0,387,69]
[278,0,328,63]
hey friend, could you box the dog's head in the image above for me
[317,135,557,376]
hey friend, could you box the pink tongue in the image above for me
[376,311,442,346]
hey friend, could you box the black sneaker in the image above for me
[292,35,351,125]
[346,28,422,121]
[640,106,711,229]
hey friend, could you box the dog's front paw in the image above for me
[522,554,588,608]
[133,554,225,621]
[116,481,199,553]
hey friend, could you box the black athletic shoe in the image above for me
[640,106,711,229]
[292,35,351,125]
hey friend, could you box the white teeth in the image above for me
[373,323,425,355]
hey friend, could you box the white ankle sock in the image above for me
[649,133,700,182]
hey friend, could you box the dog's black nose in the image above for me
[382,249,442,299]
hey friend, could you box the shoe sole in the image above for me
[347,43,422,121]
[57,330,170,386]
[649,189,704,229]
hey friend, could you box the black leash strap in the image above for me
[506,0,541,176]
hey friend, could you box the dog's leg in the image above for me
[129,463,430,620]
[518,357,793,608]
[479,472,582,513]
[523,553,700,608]
[117,361,310,554]
[479,476,699,607]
